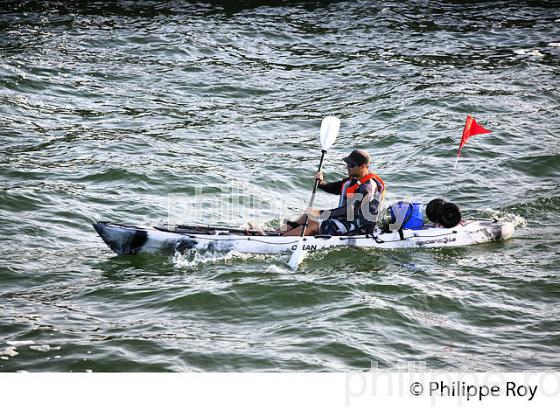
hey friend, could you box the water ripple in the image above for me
[1,0,559,372]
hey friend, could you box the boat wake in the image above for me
[172,248,247,269]
[171,248,289,271]
[483,209,528,228]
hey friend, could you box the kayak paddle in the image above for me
[288,116,340,270]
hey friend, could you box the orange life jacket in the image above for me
[344,173,385,199]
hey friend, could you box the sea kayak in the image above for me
[93,219,514,256]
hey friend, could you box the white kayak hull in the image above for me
[93,220,514,256]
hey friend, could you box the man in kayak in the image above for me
[281,149,385,236]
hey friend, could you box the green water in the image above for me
[1,1,559,371]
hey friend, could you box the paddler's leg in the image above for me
[281,219,320,236]
[278,214,307,233]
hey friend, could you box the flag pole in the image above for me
[444,154,461,199]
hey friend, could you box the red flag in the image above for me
[457,115,492,157]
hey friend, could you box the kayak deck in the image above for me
[154,223,280,236]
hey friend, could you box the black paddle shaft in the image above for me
[299,149,327,235]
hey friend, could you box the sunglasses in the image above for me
[346,163,359,169]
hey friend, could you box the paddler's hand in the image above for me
[315,171,324,186]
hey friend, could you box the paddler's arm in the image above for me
[315,172,344,195]
[321,204,351,219]
[307,205,350,219]
[319,184,373,219]
[309,202,357,220]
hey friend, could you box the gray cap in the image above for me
[343,149,370,166]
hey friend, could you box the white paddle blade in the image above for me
[288,238,306,271]
[320,116,340,151]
